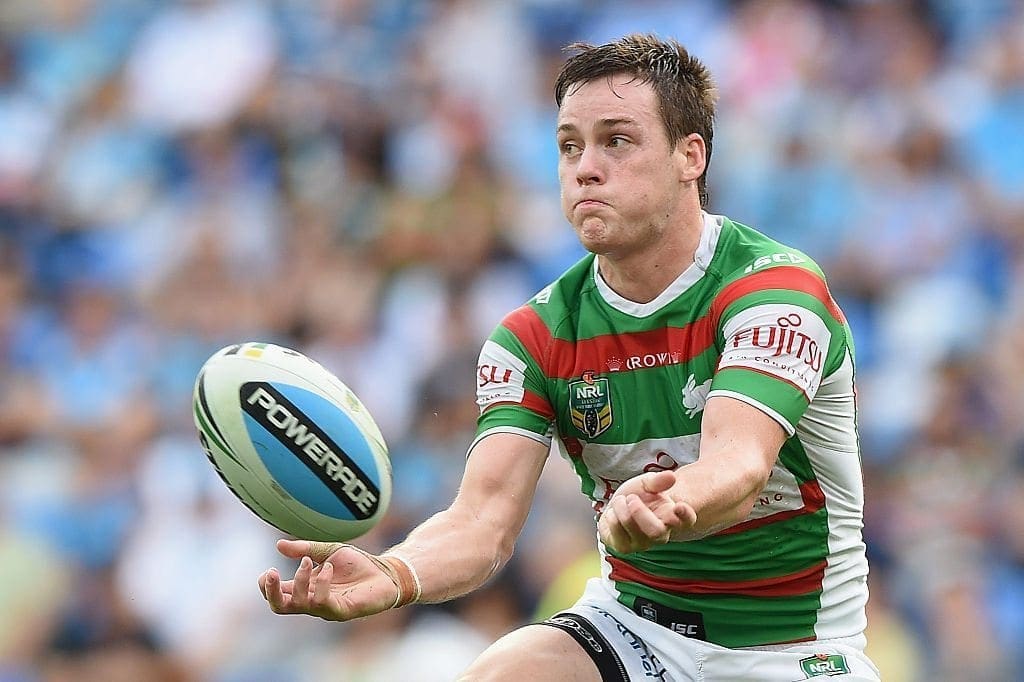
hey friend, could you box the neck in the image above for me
[597,210,705,304]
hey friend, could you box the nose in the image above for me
[575,146,604,186]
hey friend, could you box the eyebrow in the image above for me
[556,117,641,135]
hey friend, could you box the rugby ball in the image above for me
[192,342,391,541]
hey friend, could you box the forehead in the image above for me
[556,73,661,130]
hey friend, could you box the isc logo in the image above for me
[744,252,807,273]
[670,623,700,636]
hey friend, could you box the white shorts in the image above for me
[540,579,880,682]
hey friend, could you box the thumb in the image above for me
[276,538,313,559]
[277,539,348,563]
[641,470,677,495]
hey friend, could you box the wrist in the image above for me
[380,553,422,607]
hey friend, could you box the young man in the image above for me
[259,34,879,681]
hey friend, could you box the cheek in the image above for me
[629,163,675,207]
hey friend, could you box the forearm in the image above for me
[380,433,548,604]
[385,499,517,603]
[664,395,783,541]
[669,458,767,540]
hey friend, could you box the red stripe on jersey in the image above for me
[715,479,826,536]
[607,556,826,598]
[482,387,555,420]
[560,435,584,460]
[500,304,554,371]
[553,317,716,379]
[710,266,845,328]
[501,303,716,380]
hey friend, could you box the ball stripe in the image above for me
[192,398,243,468]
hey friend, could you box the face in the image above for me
[556,74,690,258]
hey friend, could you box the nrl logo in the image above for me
[799,653,850,678]
[568,370,613,438]
[681,374,712,418]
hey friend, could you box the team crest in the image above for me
[568,371,613,438]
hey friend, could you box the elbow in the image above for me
[732,465,773,523]
[493,525,519,568]
[475,529,516,583]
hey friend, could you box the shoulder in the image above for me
[708,217,844,326]
[498,254,594,335]
[710,216,822,282]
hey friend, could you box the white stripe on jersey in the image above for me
[467,425,553,458]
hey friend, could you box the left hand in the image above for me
[257,539,401,621]
[597,470,697,554]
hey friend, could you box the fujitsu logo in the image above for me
[731,313,822,371]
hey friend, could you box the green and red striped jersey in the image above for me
[472,213,868,648]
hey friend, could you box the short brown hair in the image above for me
[554,34,717,207]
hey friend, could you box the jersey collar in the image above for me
[593,212,724,318]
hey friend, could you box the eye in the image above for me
[559,140,582,156]
[608,135,630,148]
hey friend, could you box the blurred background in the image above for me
[0,0,1022,680]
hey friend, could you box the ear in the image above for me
[675,133,707,185]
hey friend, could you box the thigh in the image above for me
[701,641,881,682]
[457,623,601,682]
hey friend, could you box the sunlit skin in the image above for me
[556,73,708,303]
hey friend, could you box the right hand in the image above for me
[598,470,697,554]
[257,539,400,621]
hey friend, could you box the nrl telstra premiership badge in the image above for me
[799,653,850,678]
[569,370,613,438]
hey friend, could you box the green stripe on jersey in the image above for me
[778,432,817,482]
[711,367,809,431]
[477,404,551,440]
[611,507,830,583]
[488,324,538,365]
[617,586,822,648]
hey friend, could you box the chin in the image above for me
[576,236,617,257]
[575,232,605,255]
[575,219,610,249]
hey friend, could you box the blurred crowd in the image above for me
[0,0,1022,680]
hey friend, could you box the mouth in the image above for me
[574,199,608,210]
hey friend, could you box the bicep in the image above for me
[453,432,549,540]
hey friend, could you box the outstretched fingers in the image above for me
[260,558,321,615]
[311,557,334,608]
[290,556,315,609]
[262,568,294,614]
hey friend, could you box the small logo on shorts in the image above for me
[632,597,706,640]
[800,653,850,677]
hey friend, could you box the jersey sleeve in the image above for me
[708,265,850,435]
[470,304,556,455]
